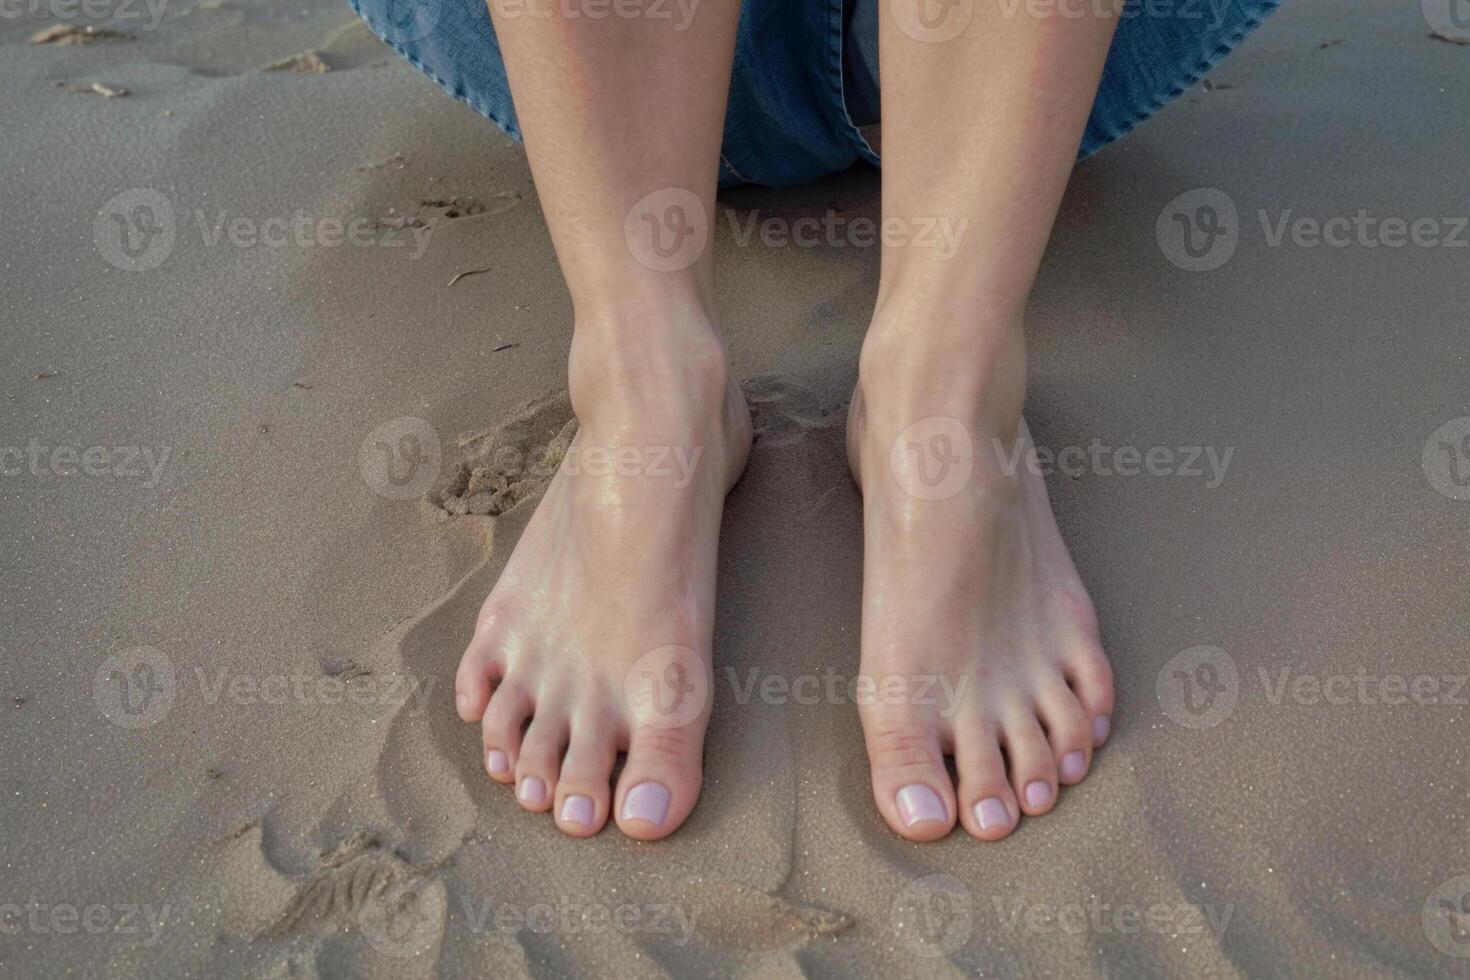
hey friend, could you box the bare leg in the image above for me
[849,0,1120,841]
[454,0,750,839]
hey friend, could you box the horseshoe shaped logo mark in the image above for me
[1157,188,1239,272]
[625,646,708,729]
[360,417,442,500]
[624,188,708,272]
[889,417,973,500]
[95,189,176,272]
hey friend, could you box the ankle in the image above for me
[567,314,732,424]
[570,275,716,333]
[857,310,1027,436]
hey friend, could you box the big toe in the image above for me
[861,707,956,842]
[614,723,705,841]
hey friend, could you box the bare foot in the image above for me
[454,318,750,839]
[847,324,1114,842]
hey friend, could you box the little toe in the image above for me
[615,723,705,841]
[1064,648,1115,748]
[954,720,1020,841]
[455,637,498,723]
[860,708,956,842]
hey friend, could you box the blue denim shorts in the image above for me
[350,0,1279,188]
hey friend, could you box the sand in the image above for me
[3,0,1469,975]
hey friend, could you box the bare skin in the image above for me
[834,0,1123,841]
[847,328,1113,842]
[455,0,1122,840]
[457,322,749,839]
[451,0,743,839]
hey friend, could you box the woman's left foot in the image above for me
[847,322,1115,842]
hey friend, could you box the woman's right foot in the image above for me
[454,315,751,840]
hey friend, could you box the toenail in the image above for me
[895,784,947,827]
[560,794,595,829]
[456,692,469,712]
[518,776,547,805]
[1059,751,1087,782]
[975,797,1010,832]
[486,750,509,775]
[622,782,671,826]
[1092,716,1110,746]
[1024,780,1053,809]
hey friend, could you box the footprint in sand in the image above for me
[431,377,837,518]
[262,831,447,960]
[431,391,577,517]
[261,50,331,74]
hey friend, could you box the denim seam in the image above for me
[720,152,751,184]
[348,0,523,142]
[715,29,763,186]
[823,0,881,167]
[1081,0,1282,158]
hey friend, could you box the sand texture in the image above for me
[3,0,1470,976]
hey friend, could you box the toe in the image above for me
[515,713,567,813]
[1064,647,1115,748]
[1036,681,1094,786]
[554,712,617,837]
[455,633,499,723]
[1003,713,1059,816]
[953,718,1020,841]
[481,682,532,784]
[615,723,705,841]
[860,707,956,842]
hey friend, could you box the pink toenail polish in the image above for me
[518,776,547,805]
[1024,780,1053,809]
[561,794,595,828]
[486,750,509,775]
[1092,716,1110,745]
[622,782,671,826]
[1060,751,1087,782]
[896,785,946,827]
[975,797,1010,831]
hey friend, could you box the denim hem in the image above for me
[1079,0,1283,159]
[348,0,522,143]
[348,0,1282,184]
